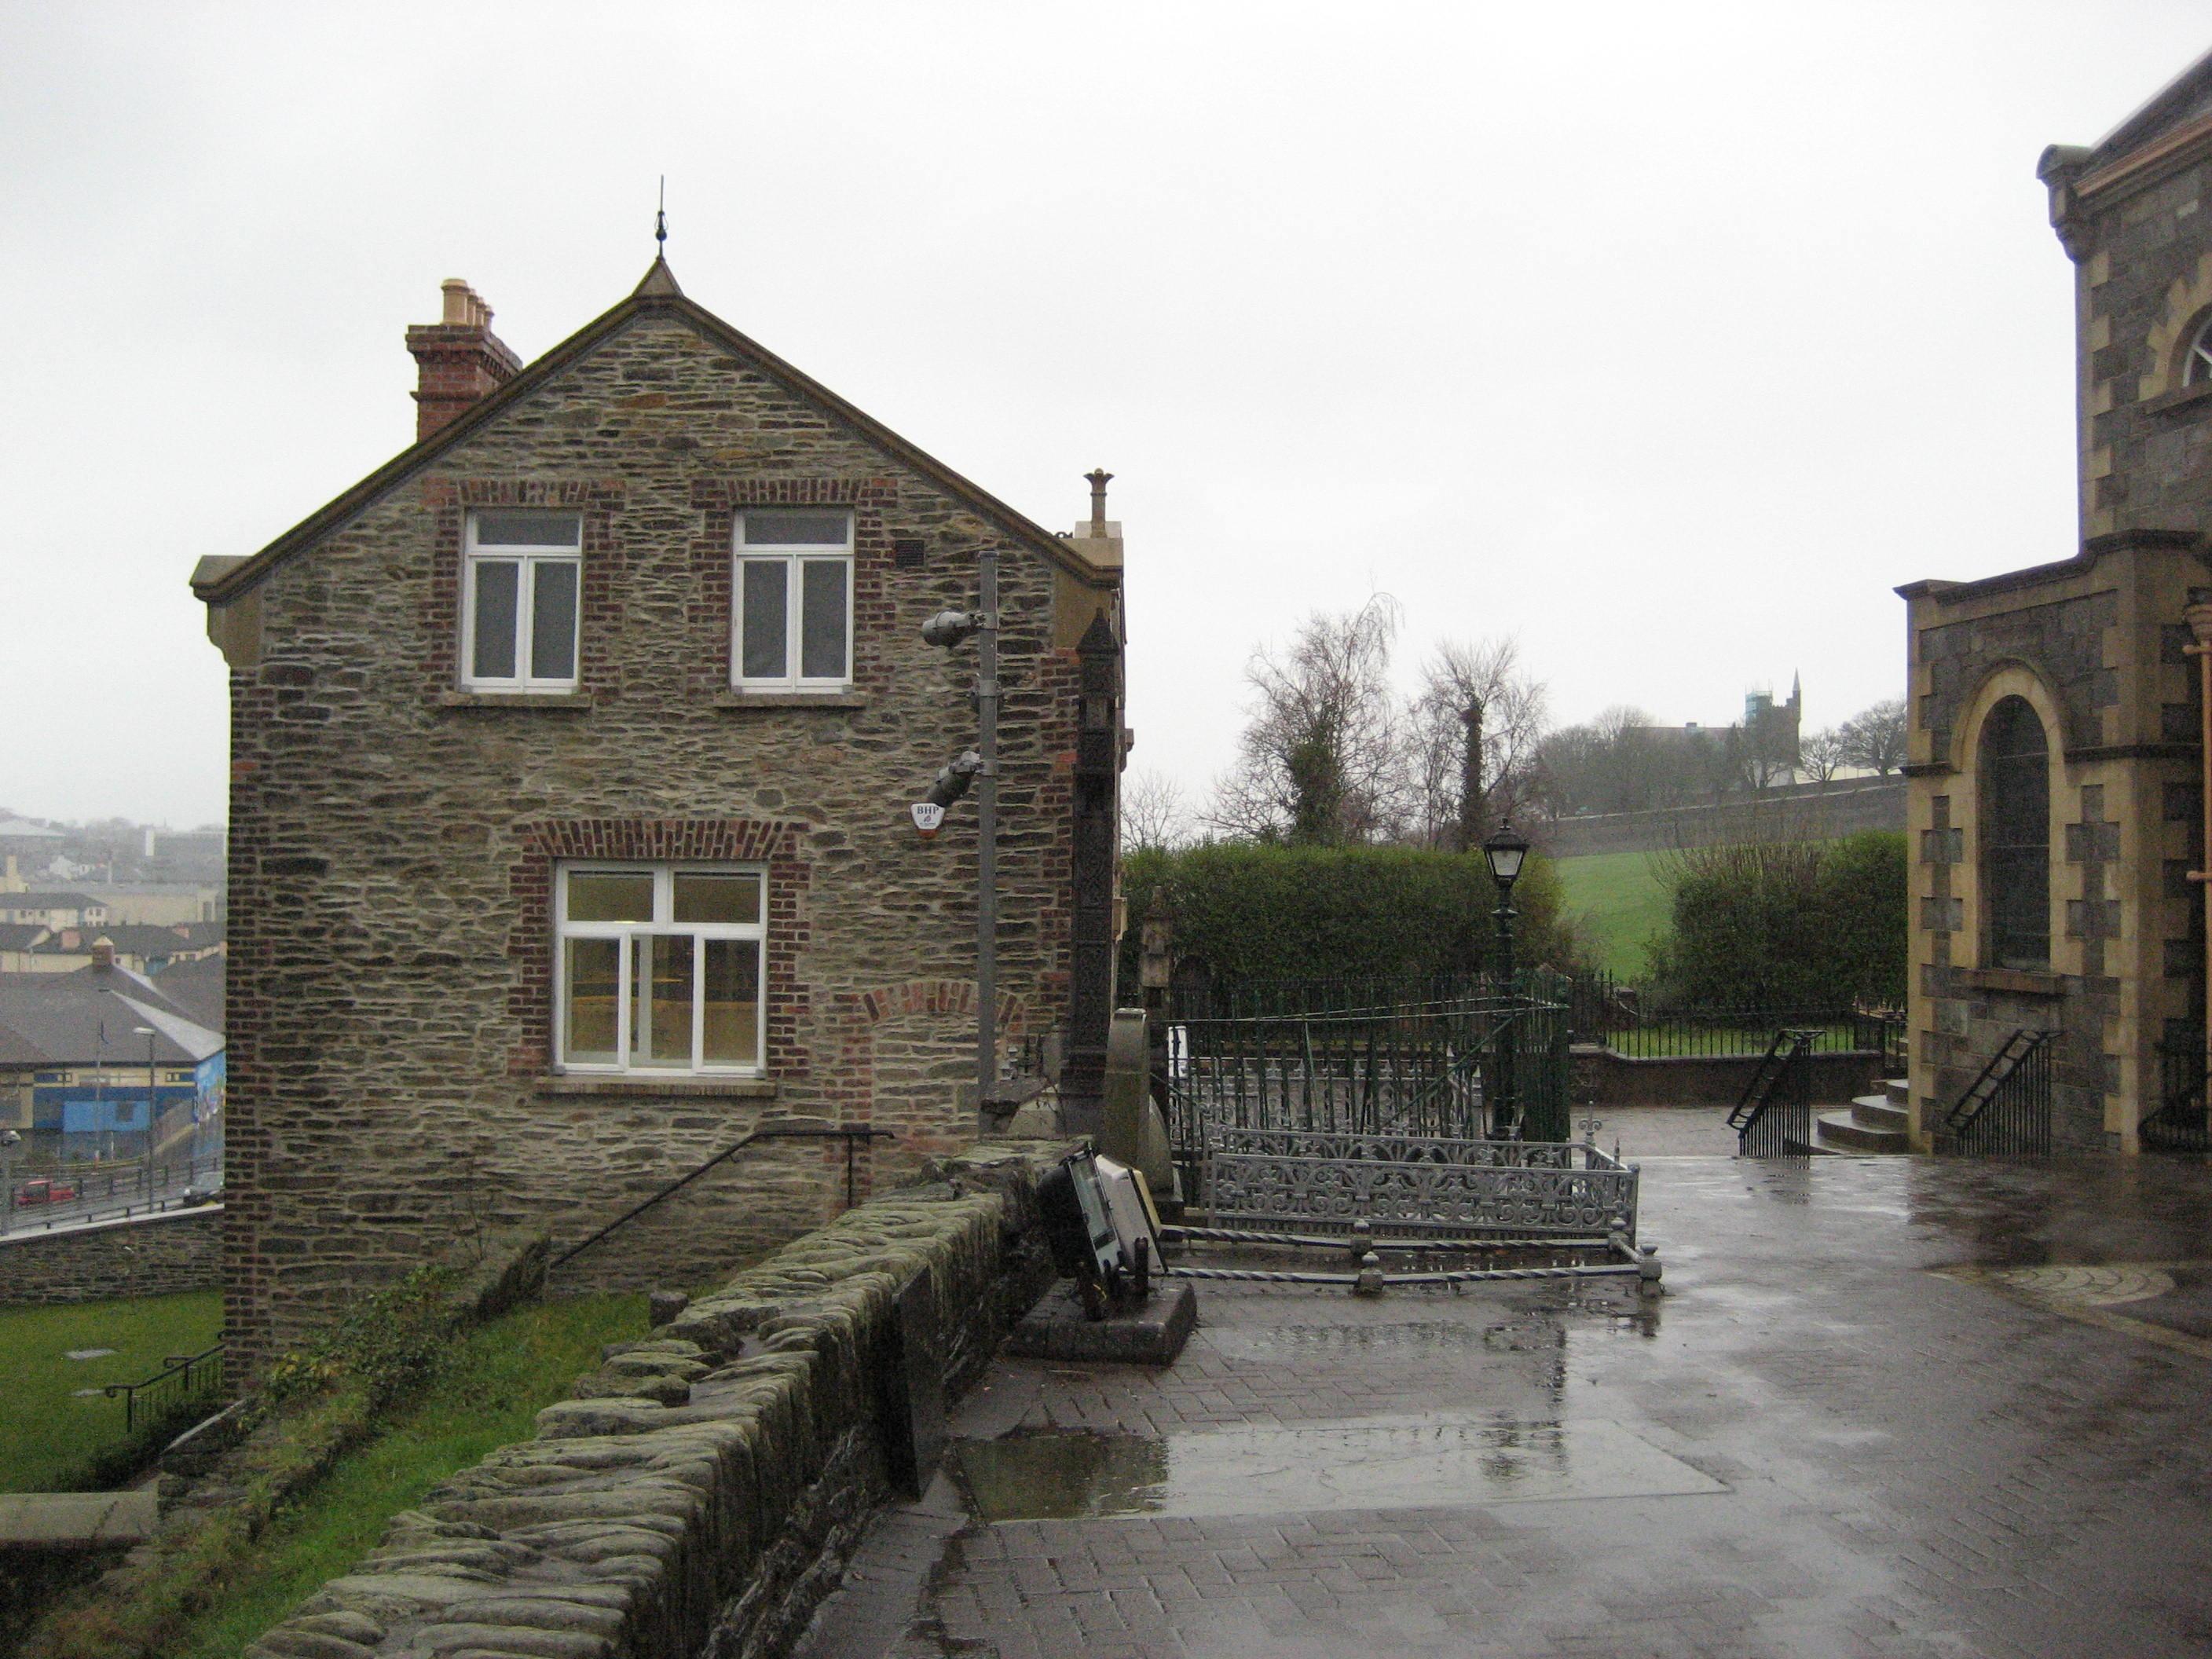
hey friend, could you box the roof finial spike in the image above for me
[655,175,668,255]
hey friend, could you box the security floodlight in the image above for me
[925,749,983,809]
[1482,819,1530,892]
[922,610,980,649]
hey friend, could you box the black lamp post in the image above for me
[1482,819,1531,1138]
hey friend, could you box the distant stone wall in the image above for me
[241,1142,1062,1659]
[1539,778,1906,861]
[0,1207,221,1305]
[1579,1049,1884,1108]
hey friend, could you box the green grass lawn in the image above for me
[169,1291,645,1659]
[1553,851,1672,978]
[0,1291,223,1493]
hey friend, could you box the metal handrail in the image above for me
[104,1343,224,1434]
[1732,1029,1821,1156]
[1945,1028,2054,1134]
[549,1120,894,1271]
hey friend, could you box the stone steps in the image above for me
[1813,1079,1914,1155]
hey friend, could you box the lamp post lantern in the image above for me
[1481,819,1531,1139]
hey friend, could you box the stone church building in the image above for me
[192,261,1125,1366]
[1900,50,2212,1154]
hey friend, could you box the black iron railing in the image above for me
[105,1344,223,1434]
[1561,971,1905,1070]
[1596,1005,1902,1064]
[549,1120,894,1272]
[1728,1029,1819,1157]
[2148,1031,2211,1154]
[1945,1028,2054,1155]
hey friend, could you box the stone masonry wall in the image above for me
[219,304,1106,1369]
[240,1142,1060,1659]
[0,1207,221,1306]
[1536,778,1904,861]
[1903,538,2207,1152]
[2066,148,2212,543]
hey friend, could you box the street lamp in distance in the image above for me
[1481,819,1533,1139]
[134,1025,156,1200]
[0,1129,18,1234]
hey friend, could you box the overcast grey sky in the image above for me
[4,2,2208,828]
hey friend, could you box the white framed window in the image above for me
[2186,316,2212,387]
[733,508,853,689]
[554,863,767,1075]
[463,510,582,690]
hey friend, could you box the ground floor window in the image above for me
[555,863,765,1074]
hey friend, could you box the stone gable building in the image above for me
[192,262,1124,1366]
[1899,50,2212,1153]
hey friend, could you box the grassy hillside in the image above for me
[1553,851,1671,978]
[0,1291,222,1492]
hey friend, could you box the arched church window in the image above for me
[2186,315,2212,386]
[1980,696,2050,970]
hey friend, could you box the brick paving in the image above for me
[799,1155,2212,1657]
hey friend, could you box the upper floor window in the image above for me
[2186,316,2212,386]
[1979,696,2050,971]
[464,511,581,690]
[734,509,852,690]
[555,862,766,1075]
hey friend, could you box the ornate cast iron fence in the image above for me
[1202,1126,1637,1242]
[1156,991,1573,1205]
[105,1344,223,1435]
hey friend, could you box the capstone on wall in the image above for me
[212,304,1111,1368]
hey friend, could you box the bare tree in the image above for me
[1798,725,1848,783]
[1837,698,1908,775]
[1407,636,1549,848]
[1121,768,1192,853]
[1207,596,1411,844]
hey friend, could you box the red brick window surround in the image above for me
[423,479,626,699]
[691,478,898,696]
[509,819,810,1083]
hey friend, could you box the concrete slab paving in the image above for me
[0,1489,158,1548]
[798,1154,2212,1657]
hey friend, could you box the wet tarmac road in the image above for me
[798,1155,2212,1658]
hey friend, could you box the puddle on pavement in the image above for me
[953,1415,1724,1522]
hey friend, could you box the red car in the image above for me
[14,1177,77,1208]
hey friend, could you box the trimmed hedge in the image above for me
[1644,830,1906,1009]
[1119,841,1573,990]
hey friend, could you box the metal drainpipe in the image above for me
[2183,602,2212,1107]
[974,545,1000,1133]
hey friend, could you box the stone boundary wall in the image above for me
[241,1141,1064,1659]
[1578,1049,1886,1108]
[1540,778,1906,861]
[0,1207,222,1306]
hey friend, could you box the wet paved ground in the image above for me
[799,1154,2212,1658]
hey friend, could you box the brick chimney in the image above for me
[405,280,522,441]
[90,937,115,969]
